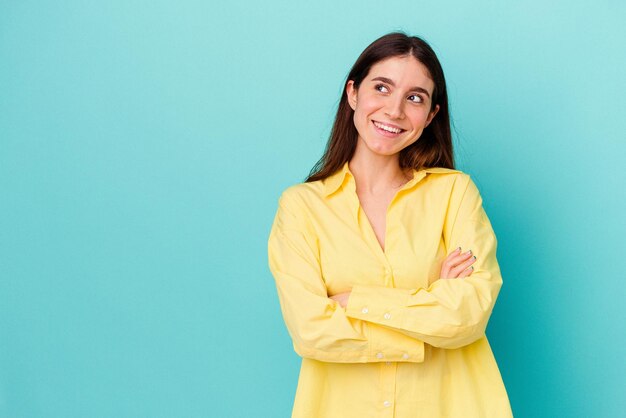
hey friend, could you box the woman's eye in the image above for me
[375,84,389,93]
[408,94,423,103]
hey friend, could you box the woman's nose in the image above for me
[384,95,405,119]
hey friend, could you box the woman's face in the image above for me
[346,55,440,157]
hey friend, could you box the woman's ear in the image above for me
[346,80,357,111]
[425,104,440,127]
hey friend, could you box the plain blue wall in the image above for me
[1,1,624,417]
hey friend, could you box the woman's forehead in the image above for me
[367,56,434,90]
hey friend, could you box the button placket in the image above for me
[379,359,397,417]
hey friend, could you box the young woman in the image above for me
[268,32,513,418]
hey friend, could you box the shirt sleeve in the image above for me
[268,188,427,363]
[344,174,503,349]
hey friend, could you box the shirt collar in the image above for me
[322,161,461,197]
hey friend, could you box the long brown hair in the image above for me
[305,32,455,183]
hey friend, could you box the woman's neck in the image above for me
[348,153,413,195]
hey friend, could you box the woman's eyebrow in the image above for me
[371,76,431,98]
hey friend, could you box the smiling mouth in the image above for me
[372,120,406,135]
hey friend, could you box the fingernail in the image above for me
[465,249,472,255]
[456,247,462,252]
[473,255,477,260]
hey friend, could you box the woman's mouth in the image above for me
[372,120,406,137]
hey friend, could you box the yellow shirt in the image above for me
[267,161,513,418]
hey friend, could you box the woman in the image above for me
[267,32,513,418]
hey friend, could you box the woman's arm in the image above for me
[268,188,427,363]
[343,174,504,349]
[330,248,477,305]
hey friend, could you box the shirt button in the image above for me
[383,400,391,407]
[376,352,384,359]
[383,312,391,320]
[361,307,369,314]
[402,353,409,360]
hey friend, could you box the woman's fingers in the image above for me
[441,248,477,279]
[449,251,477,278]
[456,264,474,278]
[440,248,462,278]
[449,248,473,265]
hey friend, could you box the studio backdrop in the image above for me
[1,1,624,417]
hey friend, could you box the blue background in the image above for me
[1,1,624,417]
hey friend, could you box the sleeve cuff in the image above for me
[346,284,411,327]
[346,285,424,362]
[367,324,425,363]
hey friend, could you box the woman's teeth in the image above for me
[373,121,403,134]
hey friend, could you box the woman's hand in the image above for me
[440,247,477,279]
[330,292,351,308]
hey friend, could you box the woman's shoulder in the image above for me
[421,166,470,186]
[422,166,465,175]
[275,180,326,209]
[421,166,470,182]
[420,167,484,201]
